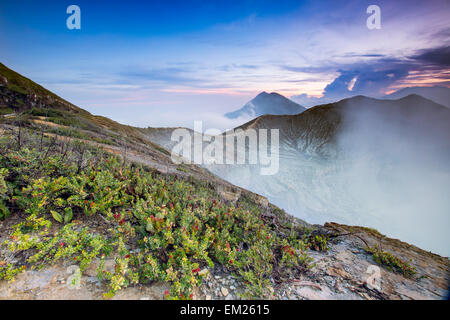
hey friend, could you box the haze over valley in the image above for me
[147,93,450,257]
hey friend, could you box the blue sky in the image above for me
[0,0,449,129]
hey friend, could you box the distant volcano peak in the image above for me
[225,91,305,119]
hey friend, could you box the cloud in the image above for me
[340,66,409,96]
[409,46,450,67]
[321,71,358,98]
[217,64,261,72]
[290,46,450,107]
[341,53,386,58]
[280,65,334,74]
[291,61,412,106]
[118,66,201,86]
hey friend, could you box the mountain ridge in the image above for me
[384,86,450,108]
[235,93,450,133]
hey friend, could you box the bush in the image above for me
[366,245,416,277]
[0,132,313,299]
[0,168,10,219]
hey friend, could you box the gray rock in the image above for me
[221,287,229,296]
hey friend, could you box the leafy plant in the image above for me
[0,130,313,299]
[0,168,10,219]
[308,234,329,252]
[366,245,416,277]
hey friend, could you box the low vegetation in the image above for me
[307,234,329,252]
[366,245,416,277]
[0,129,314,299]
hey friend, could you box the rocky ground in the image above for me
[1,216,448,300]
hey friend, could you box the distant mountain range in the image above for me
[226,87,450,123]
[292,86,450,109]
[225,91,305,119]
[383,86,450,108]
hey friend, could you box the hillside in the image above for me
[0,63,448,300]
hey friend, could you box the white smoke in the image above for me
[206,97,450,257]
[331,101,450,257]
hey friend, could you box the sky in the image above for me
[0,0,449,130]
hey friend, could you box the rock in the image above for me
[86,277,101,286]
[328,266,351,279]
[199,268,209,277]
[359,292,373,300]
[225,294,234,300]
[296,285,332,300]
[296,287,324,300]
[334,279,345,293]
[221,287,229,297]
[216,185,241,203]
[205,295,212,300]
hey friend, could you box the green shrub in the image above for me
[0,168,10,219]
[0,132,313,299]
[366,245,416,277]
[307,234,329,252]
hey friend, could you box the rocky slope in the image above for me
[1,217,448,300]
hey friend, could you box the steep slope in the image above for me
[142,127,194,152]
[0,62,276,206]
[0,63,88,116]
[0,63,171,151]
[225,91,305,119]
